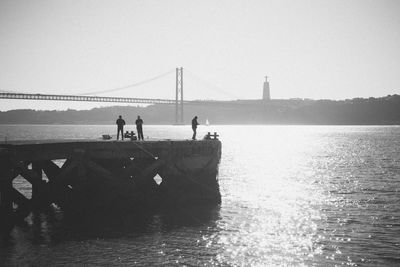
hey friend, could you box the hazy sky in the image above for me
[0,0,399,110]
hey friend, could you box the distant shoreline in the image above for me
[1,95,399,125]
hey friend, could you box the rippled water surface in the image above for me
[1,125,400,266]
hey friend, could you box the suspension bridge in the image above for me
[0,68,237,124]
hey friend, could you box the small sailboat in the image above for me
[205,119,210,126]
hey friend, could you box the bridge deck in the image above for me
[0,92,177,104]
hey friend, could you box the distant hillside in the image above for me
[0,95,399,125]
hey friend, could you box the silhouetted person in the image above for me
[192,116,199,140]
[136,115,144,140]
[116,115,126,140]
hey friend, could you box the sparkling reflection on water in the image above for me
[1,125,400,266]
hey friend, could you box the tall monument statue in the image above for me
[263,76,270,100]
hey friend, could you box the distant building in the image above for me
[262,76,270,100]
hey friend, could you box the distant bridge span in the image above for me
[0,92,239,123]
[0,67,248,123]
[0,92,178,105]
[0,68,189,123]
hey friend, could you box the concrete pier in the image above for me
[0,139,221,225]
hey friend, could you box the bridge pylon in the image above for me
[175,67,184,124]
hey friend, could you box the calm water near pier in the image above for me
[1,125,400,266]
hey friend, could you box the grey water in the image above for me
[0,125,400,266]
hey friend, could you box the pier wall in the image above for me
[0,140,221,225]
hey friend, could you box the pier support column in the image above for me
[0,173,13,216]
[9,159,49,211]
[31,162,43,208]
[0,151,14,227]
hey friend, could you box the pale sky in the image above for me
[0,0,399,111]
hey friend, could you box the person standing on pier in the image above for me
[136,115,144,140]
[116,115,126,140]
[192,116,199,140]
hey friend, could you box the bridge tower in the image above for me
[175,67,184,124]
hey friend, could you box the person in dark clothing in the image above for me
[116,115,126,140]
[192,116,199,140]
[135,115,144,140]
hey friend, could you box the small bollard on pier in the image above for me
[204,132,219,140]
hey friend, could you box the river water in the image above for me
[0,125,399,266]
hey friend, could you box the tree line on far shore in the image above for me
[0,95,399,125]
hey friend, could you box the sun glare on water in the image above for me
[212,126,338,266]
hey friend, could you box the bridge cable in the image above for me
[0,89,22,93]
[184,69,240,99]
[79,69,175,96]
